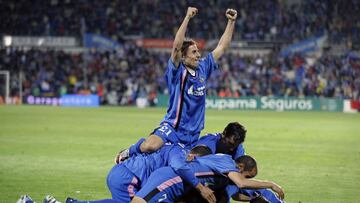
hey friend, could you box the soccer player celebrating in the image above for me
[117,7,238,161]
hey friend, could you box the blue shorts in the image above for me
[136,167,185,203]
[106,164,140,202]
[152,123,200,149]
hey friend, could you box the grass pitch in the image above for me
[0,106,359,203]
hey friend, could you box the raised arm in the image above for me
[212,8,237,61]
[228,171,285,200]
[171,7,197,68]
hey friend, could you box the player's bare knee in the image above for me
[140,135,164,152]
[131,196,146,203]
[140,140,153,152]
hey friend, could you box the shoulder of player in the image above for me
[201,133,221,139]
[213,153,232,158]
[203,153,233,160]
[167,58,186,72]
[197,53,213,67]
[163,142,186,151]
[199,52,212,62]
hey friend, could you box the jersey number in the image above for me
[158,194,167,202]
[159,126,172,136]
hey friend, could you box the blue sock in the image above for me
[129,138,145,156]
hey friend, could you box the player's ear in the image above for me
[181,51,187,60]
[179,51,185,60]
[237,163,245,172]
[186,154,195,161]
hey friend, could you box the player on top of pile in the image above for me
[117,7,238,161]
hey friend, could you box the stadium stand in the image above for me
[1,0,359,44]
[0,0,359,105]
[1,47,358,104]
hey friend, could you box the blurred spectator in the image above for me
[1,0,359,103]
[0,46,359,104]
[0,0,359,44]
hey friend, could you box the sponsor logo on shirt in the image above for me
[188,85,205,96]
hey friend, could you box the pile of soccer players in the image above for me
[16,7,286,203]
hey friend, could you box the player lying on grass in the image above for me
[130,154,284,203]
[117,7,238,161]
[44,145,215,203]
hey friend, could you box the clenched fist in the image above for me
[225,8,237,21]
[186,7,198,18]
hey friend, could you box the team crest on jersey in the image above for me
[188,85,205,96]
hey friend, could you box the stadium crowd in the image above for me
[1,0,359,105]
[1,44,358,105]
[1,0,359,44]
[209,52,359,100]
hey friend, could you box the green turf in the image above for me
[0,105,359,203]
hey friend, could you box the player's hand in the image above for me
[271,182,285,200]
[196,183,216,203]
[186,7,198,19]
[114,149,130,164]
[114,153,121,164]
[225,8,237,21]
